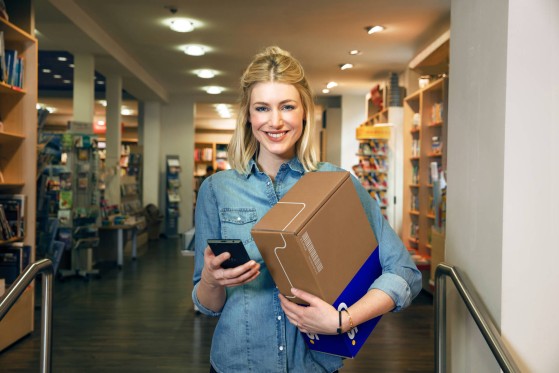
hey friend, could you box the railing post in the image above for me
[41,269,54,373]
[435,267,446,373]
[0,259,54,373]
[434,262,521,373]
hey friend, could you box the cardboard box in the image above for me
[251,171,382,357]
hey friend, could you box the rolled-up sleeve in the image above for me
[191,177,223,317]
[350,174,422,312]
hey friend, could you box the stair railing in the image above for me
[0,259,54,373]
[435,262,521,373]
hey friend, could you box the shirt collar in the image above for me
[245,157,305,179]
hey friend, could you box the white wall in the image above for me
[449,0,559,371]
[324,108,342,166]
[161,95,196,233]
[340,95,367,172]
[501,0,559,371]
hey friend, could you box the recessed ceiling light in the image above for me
[169,18,195,33]
[121,108,134,116]
[326,81,338,89]
[97,81,105,85]
[183,44,207,56]
[58,56,67,61]
[322,89,330,94]
[349,50,361,55]
[69,64,74,68]
[215,103,231,118]
[63,80,71,84]
[99,100,107,107]
[205,86,223,95]
[196,69,216,79]
[53,74,61,79]
[366,25,385,34]
[42,68,51,73]
[340,63,354,70]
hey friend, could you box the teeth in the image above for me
[268,132,285,138]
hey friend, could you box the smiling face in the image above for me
[249,81,305,171]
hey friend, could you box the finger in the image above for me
[222,266,260,287]
[290,287,320,305]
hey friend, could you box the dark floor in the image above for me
[0,238,434,372]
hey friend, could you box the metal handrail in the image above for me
[435,262,520,373]
[0,259,54,373]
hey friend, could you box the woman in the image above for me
[192,46,422,373]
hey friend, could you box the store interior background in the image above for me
[6,0,559,371]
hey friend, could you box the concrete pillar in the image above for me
[105,74,122,206]
[142,101,161,207]
[160,94,195,233]
[72,54,94,125]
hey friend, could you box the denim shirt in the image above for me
[192,158,421,373]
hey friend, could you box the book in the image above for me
[0,194,25,238]
[59,190,73,209]
[57,209,72,227]
[0,31,5,83]
[0,244,31,284]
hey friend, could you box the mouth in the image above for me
[265,131,289,139]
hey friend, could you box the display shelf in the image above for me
[0,0,38,351]
[402,77,448,289]
[165,155,181,238]
[354,106,404,231]
[193,142,230,176]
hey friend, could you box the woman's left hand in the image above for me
[279,288,338,335]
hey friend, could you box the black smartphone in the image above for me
[207,239,251,269]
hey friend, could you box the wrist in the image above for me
[342,309,354,333]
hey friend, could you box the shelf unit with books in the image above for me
[354,107,404,233]
[0,0,38,352]
[193,142,230,176]
[402,77,448,288]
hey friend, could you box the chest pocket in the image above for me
[219,208,258,243]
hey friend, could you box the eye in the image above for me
[282,104,296,111]
[254,106,269,112]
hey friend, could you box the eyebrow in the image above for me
[252,99,298,106]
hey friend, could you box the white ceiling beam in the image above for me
[48,0,169,103]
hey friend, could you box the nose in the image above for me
[270,109,283,128]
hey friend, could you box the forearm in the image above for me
[341,289,395,332]
[196,270,227,313]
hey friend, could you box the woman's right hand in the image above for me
[201,246,260,288]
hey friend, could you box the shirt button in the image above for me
[277,316,281,320]
[279,346,284,351]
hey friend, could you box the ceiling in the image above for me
[35,0,450,127]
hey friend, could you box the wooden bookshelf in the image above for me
[0,0,38,351]
[193,142,229,176]
[402,77,448,288]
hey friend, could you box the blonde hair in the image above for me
[228,46,318,174]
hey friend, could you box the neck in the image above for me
[257,155,289,181]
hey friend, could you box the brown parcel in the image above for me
[251,171,378,305]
